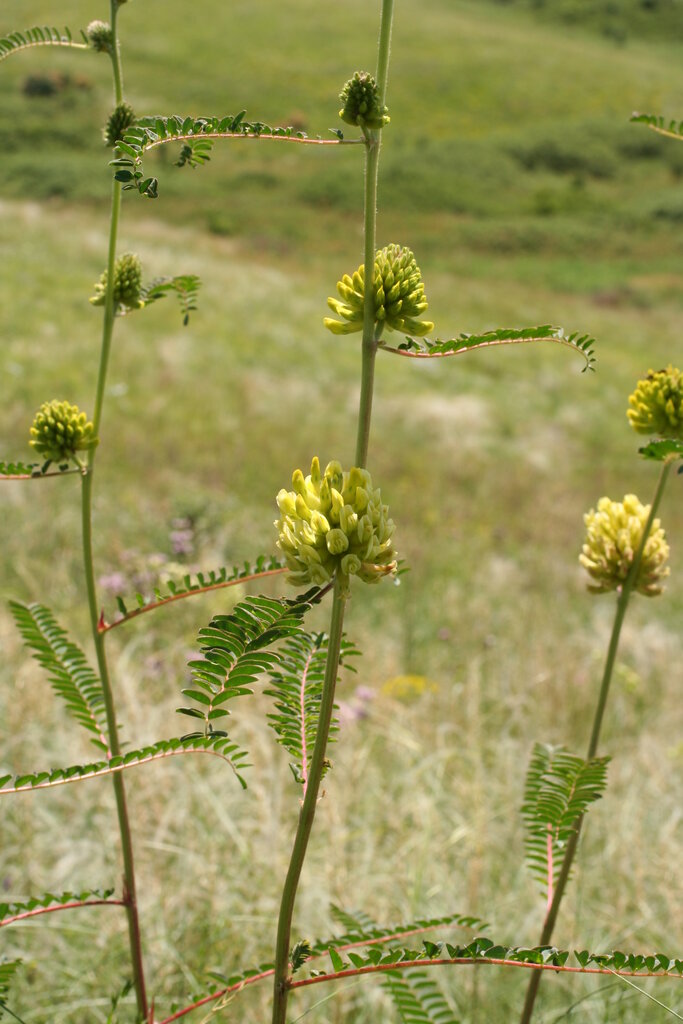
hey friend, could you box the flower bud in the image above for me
[324,244,434,338]
[29,400,98,464]
[579,494,670,596]
[275,458,397,587]
[338,71,390,130]
[90,252,143,312]
[627,365,683,439]
[104,102,136,147]
[86,20,113,53]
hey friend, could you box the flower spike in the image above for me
[627,365,683,439]
[339,71,389,131]
[324,244,434,338]
[30,400,98,464]
[90,253,143,313]
[86,20,113,53]
[104,103,136,147]
[579,494,670,596]
[275,458,397,588]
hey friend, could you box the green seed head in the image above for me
[627,365,683,439]
[86,20,113,53]
[338,71,390,131]
[90,252,144,312]
[104,102,136,147]
[29,400,98,464]
[276,458,397,588]
[579,494,670,597]
[324,244,434,338]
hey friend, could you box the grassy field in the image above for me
[0,1,682,1022]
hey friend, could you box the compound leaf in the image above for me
[264,632,360,786]
[10,602,108,751]
[382,325,596,372]
[522,743,609,900]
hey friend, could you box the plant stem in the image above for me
[76,5,148,1018]
[271,6,395,1020]
[519,460,673,1024]
[271,575,348,1024]
[81,474,148,1020]
[354,0,394,470]
[92,180,121,437]
[109,1,124,106]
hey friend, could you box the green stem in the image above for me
[354,0,394,470]
[92,179,121,437]
[81,473,148,1020]
[77,6,148,1019]
[519,461,672,1024]
[375,0,394,109]
[271,576,348,1024]
[109,1,124,105]
[271,6,395,1020]
[355,139,380,469]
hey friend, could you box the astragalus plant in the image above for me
[0,3,681,1023]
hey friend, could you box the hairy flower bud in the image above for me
[90,252,143,312]
[338,71,390,130]
[86,20,113,53]
[276,458,397,587]
[104,102,136,147]
[579,494,669,597]
[29,400,98,464]
[324,244,434,338]
[627,365,683,439]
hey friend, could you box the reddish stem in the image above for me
[379,336,586,360]
[142,133,362,155]
[299,651,315,794]
[0,898,125,928]
[546,825,554,916]
[1,745,240,795]
[154,921,461,1024]
[155,953,682,1024]
[157,968,275,1024]
[0,470,80,480]
[99,568,288,632]
[289,958,683,990]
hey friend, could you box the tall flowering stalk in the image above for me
[81,2,148,1016]
[270,5,396,1021]
[519,368,680,1024]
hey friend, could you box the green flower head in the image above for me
[338,71,390,131]
[579,494,670,597]
[627,365,683,439]
[86,20,113,53]
[90,252,143,312]
[29,400,98,464]
[276,458,397,588]
[104,102,136,147]
[324,244,434,338]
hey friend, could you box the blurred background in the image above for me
[0,1,681,1021]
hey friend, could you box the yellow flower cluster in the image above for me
[276,458,396,587]
[90,253,143,312]
[29,400,98,464]
[338,71,390,131]
[579,494,669,596]
[324,244,433,338]
[627,365,683,438]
